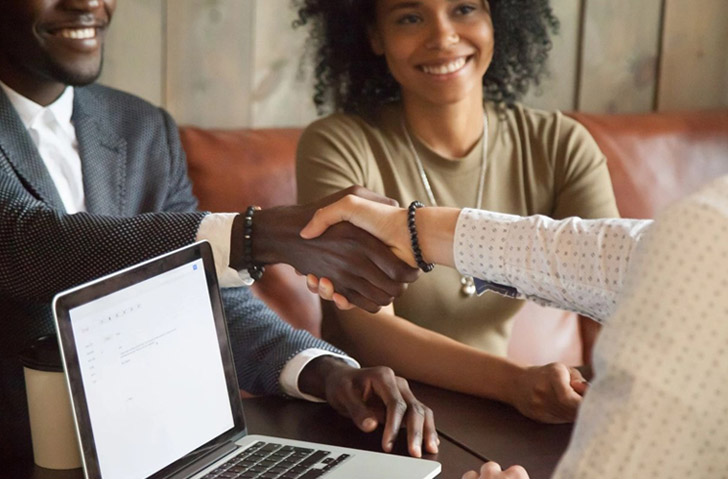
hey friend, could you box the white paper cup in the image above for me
[20,336,82,470]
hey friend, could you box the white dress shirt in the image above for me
[1,82,86,213]
[0,81,355,401]
[454,176,728,478]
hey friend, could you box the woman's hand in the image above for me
[510,363,588,423]
[300,194,413,265]
[462,462,530,479]
[299,194,413,310]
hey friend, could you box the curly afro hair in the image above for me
[293,0,559,116]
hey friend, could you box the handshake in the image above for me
[230,186,458,311]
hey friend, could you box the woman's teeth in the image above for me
[421,57,467,75]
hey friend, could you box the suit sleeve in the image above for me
[0,170,206,302]
[220,286,347,395]
[0,105,207,302]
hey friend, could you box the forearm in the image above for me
[0,198,204,301]
[297,355,351,399]
[325,304,523,403]
[222,287,346,396]
[414,207,461,268]
[454,209,652,323]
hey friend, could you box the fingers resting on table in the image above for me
[322,364,438,458]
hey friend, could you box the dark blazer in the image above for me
[0,84,340,462]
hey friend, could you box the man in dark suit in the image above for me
[0,0,438,464]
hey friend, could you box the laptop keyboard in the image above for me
[201,441,351,479]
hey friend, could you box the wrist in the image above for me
[393,209,417,267]
[503,363,529,406]
[230,214,246,270]
[407,201,434,272]
[230,207,264,280]
[298,355,351,399]
[416,207,460,268]
[247,206,304,265]
[474,356,526,405]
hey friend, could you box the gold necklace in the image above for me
[401,113,488,297]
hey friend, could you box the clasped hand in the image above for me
[298,193,411,309]
[240,187,418,312]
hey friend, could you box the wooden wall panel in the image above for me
[100,0,165,106]
[166,0,255,128]
[522,0,581,112]
[97,0,728,126]
[578,0,663,113]
[251,2,318,127]
[658,0,728,111]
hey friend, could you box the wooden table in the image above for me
[12,384,572,479]
[411,382,573,479]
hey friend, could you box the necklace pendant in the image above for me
[460,275,476,297]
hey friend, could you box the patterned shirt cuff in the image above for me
[196,213,253,287]
[280,348,360,403]
[454,208,521,284]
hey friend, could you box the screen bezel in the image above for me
[53,241,247,479]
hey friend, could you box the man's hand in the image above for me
[462,462,530,479]
[298,356,438,458]
[296,193,413,311]
[231,187,419,313]
[300,194,413,265]
[510,363,588,423]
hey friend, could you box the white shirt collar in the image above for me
[0,80,74,133]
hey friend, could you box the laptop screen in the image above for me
[54,243,246,479]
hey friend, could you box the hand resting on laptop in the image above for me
[299,355,438,458]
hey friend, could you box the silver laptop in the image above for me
[52,241,441,479]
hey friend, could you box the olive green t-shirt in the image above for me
[297,102,619,356]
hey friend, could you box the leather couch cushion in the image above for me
[180,127,322,336]
[569,110,728,218]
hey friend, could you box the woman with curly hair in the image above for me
[294,0,619,423]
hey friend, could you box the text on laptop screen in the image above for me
[68,259,234,479]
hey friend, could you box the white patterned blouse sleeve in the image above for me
[453,209,652,323]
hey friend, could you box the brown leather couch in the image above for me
[180,110,728,365]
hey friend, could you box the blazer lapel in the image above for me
[73,88,127,215]
[0,88,66,210]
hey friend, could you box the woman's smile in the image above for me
[417,54,474,77]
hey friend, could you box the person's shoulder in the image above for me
[75,84,173,129]
[659,176,728,227]
[499,102,587,136]
[299,110,380,154]
[77,84,160,113]
[303,111,375,138]
[507,103,602,157]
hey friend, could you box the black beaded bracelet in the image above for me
[242,205,265,281]
[408,201,435,273]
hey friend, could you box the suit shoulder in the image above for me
[76,84,174,127]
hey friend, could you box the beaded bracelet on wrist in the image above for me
[242,205,265,281]
[407,201,435,273]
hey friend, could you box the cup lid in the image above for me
[19,335,63,372]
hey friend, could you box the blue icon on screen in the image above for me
[193,264,198,271]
